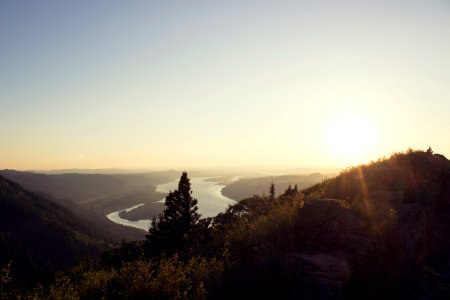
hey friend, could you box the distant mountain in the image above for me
[222,173,326,201]
[0,175,103,286]
[0,170,178,208]
[35,168,155,174]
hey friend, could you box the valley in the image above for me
[1,149,450,298]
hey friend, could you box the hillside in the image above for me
[0,170,177,212]
[298,149,450,297]
[222,173,326,200]
[0,170,178,241]
[209,149,450,298]
[0,175,103,287]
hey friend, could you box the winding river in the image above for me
[106,177,236,231]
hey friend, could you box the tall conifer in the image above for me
[146,172,200,254]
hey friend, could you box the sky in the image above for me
[1,0,450,170]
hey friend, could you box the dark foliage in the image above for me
[269,182,275,201]
[145,172,201,255]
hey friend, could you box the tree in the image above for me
[282,184,299,197]
[286,184,292,196]
[146,172,200,254]
[269,182,275,201]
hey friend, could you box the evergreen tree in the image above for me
[269,182,276,201]
[286,184,292,195]
[146,172,200,254]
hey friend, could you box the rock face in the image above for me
[295,199,369,252]
[291,199,373,299]
[293,253,351,300]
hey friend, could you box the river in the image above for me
[106,177,236,231]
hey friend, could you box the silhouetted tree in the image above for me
[146,172,200,254]
[286,184,292,196]
[282,184,299,198]
[269,182,275,201]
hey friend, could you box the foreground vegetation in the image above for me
[2,149,450,299]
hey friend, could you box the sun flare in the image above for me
[325,112,376,165]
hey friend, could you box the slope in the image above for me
[0,175,103,286]
[0,170,177,241]
[298,149,450,297]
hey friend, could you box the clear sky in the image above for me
[1,0,449,170]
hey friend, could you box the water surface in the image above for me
[107,177,236,230]
[106,203,151,231]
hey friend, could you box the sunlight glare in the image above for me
[325,112,376,165]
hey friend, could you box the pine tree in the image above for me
[269,182,275,201]
[146,172,200,254]
[282,184,296,197]
[286,184,292,195]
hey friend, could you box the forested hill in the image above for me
[0,175,103,287]
[299,149,450,296]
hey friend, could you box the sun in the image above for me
[325,112,376,165]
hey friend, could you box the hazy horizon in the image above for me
[1,0,449,170]
[2,165,342,178]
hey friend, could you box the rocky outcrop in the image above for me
[290,199,373,298]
